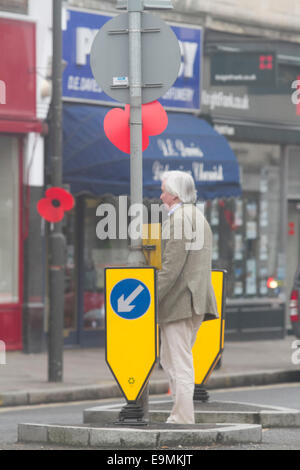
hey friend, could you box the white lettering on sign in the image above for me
[291,339,300,365]
[157,138,203,158]
[76,27,99,66]
[202,90,250,111]
[162,86,195,102]
[192,162,224,182]
[67,75,102,93]
[214,124,235,136]
[178,41,198,79]
[291,80,300,104]
[0,80,6,104]
[75,26,198,81]
[175,139,204,157]
[157,138,179,157]
[152,161,170,181]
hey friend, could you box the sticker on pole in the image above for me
[110,278,151,320]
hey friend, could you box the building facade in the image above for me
[1,0,300,351]
[0,0,52,351]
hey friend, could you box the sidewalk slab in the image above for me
[1,368,300,408]
[0,336,299,408]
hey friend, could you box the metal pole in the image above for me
[128,0,146,263]
[48,0,65,382]
[128,0,148,419]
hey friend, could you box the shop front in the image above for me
[0,15,41,350]
[60,106,241,347]
[201,29,300,339]
[59,6,240,347]
[58,7,300,347]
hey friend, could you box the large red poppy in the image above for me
[103,100,168,154]
[37,187,75,223]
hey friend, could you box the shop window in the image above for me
[62,208,77,331]
[207,142,281,299]
[83,197,129,331]
[288,147,300,198]
[0,136,19,304]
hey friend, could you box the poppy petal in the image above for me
[37,198,65,223]
[45,187,75,211]
[104,107,130,153]
[142,101,168,136]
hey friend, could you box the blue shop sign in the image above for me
[62,7,202,110]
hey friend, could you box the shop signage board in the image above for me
[192,270,226,386]
[0,17,36,120]
[105,267,158,402]
[62,7,202,110]
[202,53,300,133]
[211,52,277,87]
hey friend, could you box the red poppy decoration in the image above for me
[103,100,168,154]
[37,187,75,223]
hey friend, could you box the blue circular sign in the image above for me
[110,278,151,320]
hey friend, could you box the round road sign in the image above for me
[90,12,181,104]
[110,278,151,320]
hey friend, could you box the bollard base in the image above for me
[115,403,148,426]
[193,384,210,402]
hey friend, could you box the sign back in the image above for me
[192,270,226,385]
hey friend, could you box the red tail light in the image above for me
[289,290,299,323]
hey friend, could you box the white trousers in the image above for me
[160,312,204,424]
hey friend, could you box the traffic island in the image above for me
[84,400,300,428]
[18,422,262,448]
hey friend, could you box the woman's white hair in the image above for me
[162,171,197,203]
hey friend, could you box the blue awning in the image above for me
[63,104,241,200]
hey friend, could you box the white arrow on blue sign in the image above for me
[110,279,151,320]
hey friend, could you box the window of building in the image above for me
[0,136,20,304]
[83,197,129,331]
[206,142,281,299]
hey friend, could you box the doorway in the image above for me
[63,196,129,348]
[0,135,23,350]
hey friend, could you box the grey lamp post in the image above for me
[48,0,65,383]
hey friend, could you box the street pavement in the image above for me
[0,335,299,407]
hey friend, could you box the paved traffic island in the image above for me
[84,400,300,428]
[18,399,300,448]
[18,422,262,448]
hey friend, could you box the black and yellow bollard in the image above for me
[105,266,158,425]
[192,270,227,401]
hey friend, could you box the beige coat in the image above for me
[158,204,218,324]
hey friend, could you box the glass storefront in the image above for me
[62,144,282,345]
[63,197,130,342]
[63,206,77,332]
[207,142,281,299]
[0,136,20,304]
[83,198,129,332]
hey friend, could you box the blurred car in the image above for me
[289,266,300,338]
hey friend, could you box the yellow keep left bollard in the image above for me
[105,266,158,404]
[192,269,226,400]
